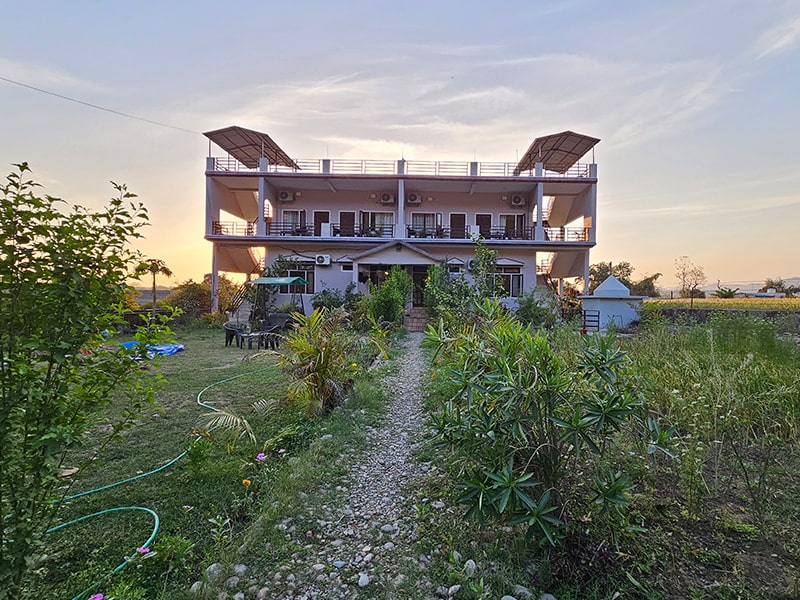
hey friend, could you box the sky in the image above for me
[1,0,798,292]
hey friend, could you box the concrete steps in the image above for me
[404,306,430,332]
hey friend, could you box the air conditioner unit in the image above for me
[278,190,295,203]
[380,192,395,204]
[467,258,477,272]
[510,194,526,207]
[406,192,421,204]
[315,254,331,266]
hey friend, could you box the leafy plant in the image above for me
[0,164,172,597]
[278,307,358,415]
[424,300,646,547]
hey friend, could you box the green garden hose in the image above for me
[46,366,273,599]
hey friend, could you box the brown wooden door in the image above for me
[476,214,491,237]
[339,211,355,236]
[314,211,329,236]
[450,213,466,239]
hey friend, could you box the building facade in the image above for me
[204,126,599,313]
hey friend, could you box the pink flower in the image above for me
[136,547,150,554]
[277,448,286,454]
[88,594,104,600]
[256,452,266,462]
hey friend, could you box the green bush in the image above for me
[425,300,647,548]
[368,266,412,326]
[515,288,558,328]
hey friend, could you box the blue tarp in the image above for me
[120,341,185,358]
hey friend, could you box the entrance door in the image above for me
[339,211,356,236]
[313,211,329,237]
[476,214,492,238]
[412,266,428,306]
[450,213,466,239]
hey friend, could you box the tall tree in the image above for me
[136,258,173,320]
[589,261,634,292]
[589,261,661,296]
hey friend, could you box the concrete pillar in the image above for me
[533,183,545,240]
[582,252,590,294]
[587,164,597,243]
[205,171,220,236]
[210,246,219,313]
[257,158,268,236]
[535,162,544,177]
[397,179,405,236]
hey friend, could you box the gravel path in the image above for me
[253,332,435,599]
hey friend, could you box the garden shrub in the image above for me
[424,299,647,548]
[0,164,172,597]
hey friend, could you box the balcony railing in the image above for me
[544,227,590,242]
[211,221,591,244]
[209,157,592,178]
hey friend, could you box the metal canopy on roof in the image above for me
[204,126,299,170]
[248,276,309,286]
[515,130,600,174]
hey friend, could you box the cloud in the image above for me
[754,16,800,59]
[0,57,105,92]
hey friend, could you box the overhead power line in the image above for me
[0,74,200,135]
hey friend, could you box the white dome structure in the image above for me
[578,275,645,330]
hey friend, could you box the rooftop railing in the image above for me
[209,157,592,178]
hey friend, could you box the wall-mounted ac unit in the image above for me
[315,254,331,266]
[510,194,526,207]
[406,192,421,204]
[380,192,395,204]
[467,258,477,272]
[278,190,296,203]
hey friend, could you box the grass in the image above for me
[20,315,800,599]
[646,297,800,311]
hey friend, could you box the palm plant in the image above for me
[278,307,354,416]
[136,258,173,321]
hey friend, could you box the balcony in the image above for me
[211,221,590,243]
[208,157,593,179]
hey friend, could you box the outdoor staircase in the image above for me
[228,299,253,325]
[403,306,430,332]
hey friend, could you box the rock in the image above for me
[233,594,245,600]
[233,564,247,575]
[358,573,370,587]
[433,500,446,509]
[539,594,557,600]
[224,576,239,589]
[189,581,204,594]
[384,541,396,550]
[500,596,518,600]
[205,563,223,581]
[256,589,270,600]
[380,524,395,533]
[333,560,346,569]
[513,585,533,598]
[448,584,462,596]
[464,559,476,576]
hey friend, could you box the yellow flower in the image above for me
[431,373,436,378]
[351,362,358,367]
[242,479,251,486]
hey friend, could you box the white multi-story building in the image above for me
[204,126,599,312]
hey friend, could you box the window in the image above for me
[341,263,353,272]
[360,211,394,235]
[278,266,315,294]
[491,266,522,297]
[499,214,527,239]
